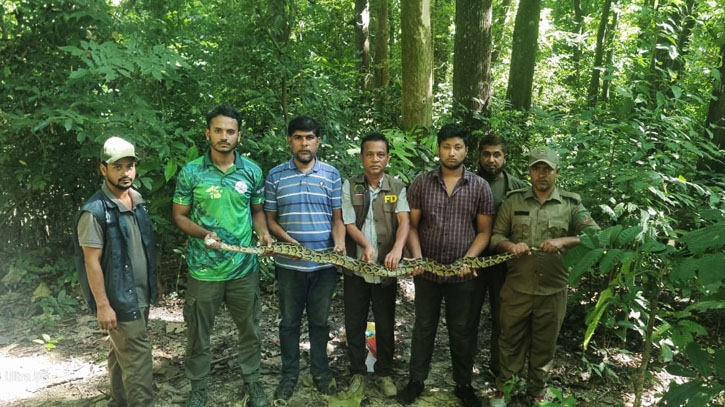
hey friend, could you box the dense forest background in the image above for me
[1,0,724,405]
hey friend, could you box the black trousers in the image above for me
[408,276,477,385]
[469,262,506,375]
[343,273,397,376]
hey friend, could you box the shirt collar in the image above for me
[434,165,472,184]
[203,150,244,170]
[523,186,561,203]
[101,183,143,212]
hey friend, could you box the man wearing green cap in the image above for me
[74,136,158,406]
[489,148,599,407]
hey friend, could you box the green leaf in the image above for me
[671,258,697,284]
[671,85,682,99]
[69,68,89,79]
[164,160,178,182]
[583,288,613,349]
[598,225,623,247]
[580,233,596,249]
[666,363,696,377]
[681,222,725,255]
[569,248,605,284]
[697,253,725,289]
[714,349,725,381]
[685,342,709,375]
[599,249,626,275]
[640,240,667,252]
[617,226,643,245]
[564,245,589,268]
[662,381,702,406]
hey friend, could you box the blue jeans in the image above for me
[276,266,339,379]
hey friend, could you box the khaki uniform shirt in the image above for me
[490,187,599,295]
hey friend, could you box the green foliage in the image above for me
[566,216,725,406]
[32,333,63,352]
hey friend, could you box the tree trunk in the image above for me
[570,0,584,85]
[453,0,493,127]
[703,44,725,174]
[587,0,612,106]
[401,0,433,130]
[432,0,454,87]
[491,0,513,63]
[355,0,372,91]
[600,9,618,103]
[267,0,293,122]
[506,0,541,110]
[373,0,390,88]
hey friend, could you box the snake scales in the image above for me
[208,238,522,277]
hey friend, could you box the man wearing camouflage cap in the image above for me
[489,148,599,407]
[74,136,158,406]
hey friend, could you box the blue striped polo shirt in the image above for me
[264,157,342,271]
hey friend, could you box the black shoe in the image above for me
[396,380,424,404]
[313,375,336,395]
[274,377,297,400]
[454,384,481,407]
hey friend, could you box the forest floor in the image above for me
[0,274,676,407]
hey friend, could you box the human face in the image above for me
[438,136,467,171]
[479,144,506,179]
[101,157,136,191]
[288,130,320,165]
[529,162,559,193]
[205,115,240,154]
[361,140,390,179]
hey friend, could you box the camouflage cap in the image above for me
[101,137,137,164]
[528,148,559,169]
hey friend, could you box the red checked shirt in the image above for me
[408,167,494,283]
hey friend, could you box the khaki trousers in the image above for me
[496,284,566,396]
[108,307,155,407]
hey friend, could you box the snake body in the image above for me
[211,239,520,277]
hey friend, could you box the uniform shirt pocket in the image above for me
[543,219,569,240]
[512,216,531,243]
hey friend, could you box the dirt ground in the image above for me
[0,275,672,407]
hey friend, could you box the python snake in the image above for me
[208,238,524,277]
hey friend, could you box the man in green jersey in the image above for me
[173,105,273,407]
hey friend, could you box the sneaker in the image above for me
[489,391,507,407]
[274,377,297,400]
[313,375,336,395]
[454,384,481,407]
[376,375,397,397]
[244,382,269,407]
[396,380,424,404]
[185,387,208,407]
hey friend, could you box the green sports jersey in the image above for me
[173,151,265,281]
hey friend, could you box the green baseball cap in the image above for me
[528,148,559,169]
[101,137,137,163]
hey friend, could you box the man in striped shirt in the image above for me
[397,123,494,407]
[264,116,346,400]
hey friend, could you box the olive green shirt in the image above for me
[490,187,599,295]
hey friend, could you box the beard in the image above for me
[480,165,503,180]
[294,151,314,164]
[107,176,134,191]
